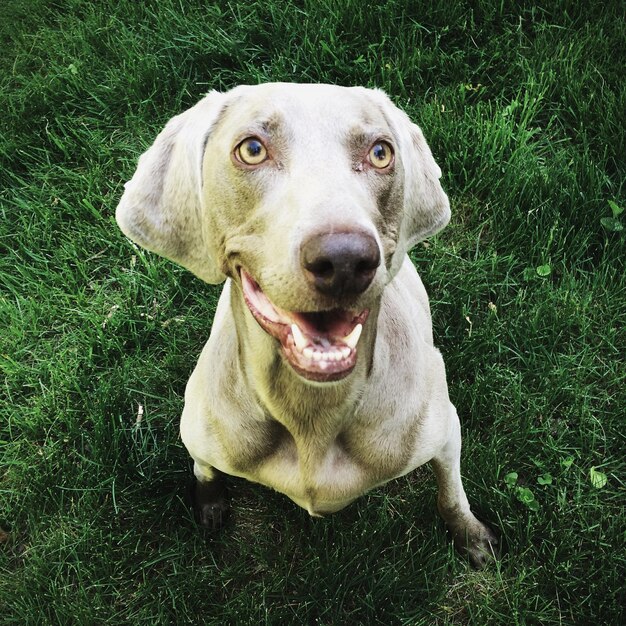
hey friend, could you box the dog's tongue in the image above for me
[240,269,368,382]
[289,309,359,343]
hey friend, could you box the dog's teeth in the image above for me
[291,323,308,351]
[332,351,342,361]
[303,347,314,360]
[340,347,351,359]
[343,323,363,350]
[312,351,322,362]
[319,360,328,370]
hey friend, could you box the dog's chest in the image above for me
[231,417,413,515]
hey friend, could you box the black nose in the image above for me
[301,232,380,297]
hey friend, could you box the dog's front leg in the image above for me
[191,462,230,530]
[430,410,498,568]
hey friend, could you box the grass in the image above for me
[1,0,624,623]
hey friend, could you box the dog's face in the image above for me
[203,85,406,382]
[117,83,450,382]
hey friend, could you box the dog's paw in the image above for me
[451,517,499,569]
[192,477,230,531]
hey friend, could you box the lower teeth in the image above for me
[290,330,353,365]
[300,347,349,363]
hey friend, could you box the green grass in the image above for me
[1,0,625,623]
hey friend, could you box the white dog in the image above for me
[116,83,496,567]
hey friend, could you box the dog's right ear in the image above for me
[364,89,450,278]
[116,92,227,284]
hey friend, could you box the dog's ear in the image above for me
[371,91,451,275]
[116,92,227,284]
[397,118,451,248]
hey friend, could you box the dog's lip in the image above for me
[239,268,368,382]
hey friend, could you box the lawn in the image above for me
[1,0,624,624]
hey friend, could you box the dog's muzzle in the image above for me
[240,269,369,382]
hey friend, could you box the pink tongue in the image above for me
[290,310,357,342]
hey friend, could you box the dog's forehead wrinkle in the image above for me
[229,89,381,139]
[346,124,393,144]
[237,112,288,140]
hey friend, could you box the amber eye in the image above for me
[236,137,268,165]
[368,141,393,169]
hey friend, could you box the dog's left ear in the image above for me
[370,90,451,275]
[116,91,227,284]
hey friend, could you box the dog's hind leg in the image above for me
[192,462,230,530]
[430,408,498,568]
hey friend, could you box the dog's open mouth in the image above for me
[240,269,369,382]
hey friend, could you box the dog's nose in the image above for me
[301,232,380,297]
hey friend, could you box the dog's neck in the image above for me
[231,287,380,438]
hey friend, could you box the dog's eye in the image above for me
[236,137,268,165]
[368,141,394,169]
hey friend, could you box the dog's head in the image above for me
[117,83,449,382]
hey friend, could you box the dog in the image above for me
[116,83,497,567]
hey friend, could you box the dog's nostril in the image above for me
[356,259,377,274]
[309,259,334,278]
